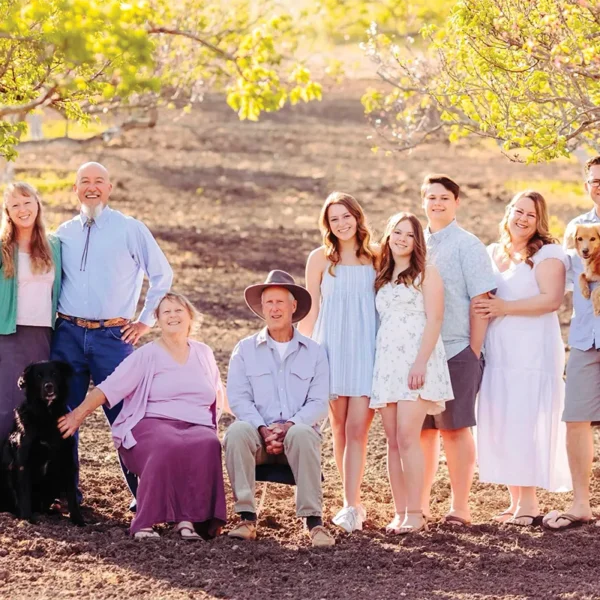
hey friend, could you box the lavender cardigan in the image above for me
[97,340,225,450]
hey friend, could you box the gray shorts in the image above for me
[563,347,600,423]
[422,345,484,431]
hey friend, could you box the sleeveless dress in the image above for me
[370,278,454,413]
[312,264,377,399]
[476,243,572,492]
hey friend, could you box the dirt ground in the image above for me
[1,82,600,600]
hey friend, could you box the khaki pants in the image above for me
[224,421,322,517]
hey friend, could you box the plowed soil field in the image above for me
[2,82,599,600]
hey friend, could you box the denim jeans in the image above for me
[51,317,138,500]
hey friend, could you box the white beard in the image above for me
[81,203,104,220]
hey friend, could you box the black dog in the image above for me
[0,360,84,526]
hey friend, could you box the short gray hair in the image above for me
[260,288,295,303]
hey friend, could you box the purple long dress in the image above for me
[98,341,227,536]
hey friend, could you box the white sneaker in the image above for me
[332,506,362,533]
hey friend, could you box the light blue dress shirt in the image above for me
[563,207,600,351]
[227,327,329,431]
[56,206,173,326]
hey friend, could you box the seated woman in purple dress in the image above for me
[58,292,227,540]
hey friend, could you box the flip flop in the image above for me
[507,514,543,527]
[542,513,591,531]
[444,515,471,527]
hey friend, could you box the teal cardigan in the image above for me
[0,235,62,335]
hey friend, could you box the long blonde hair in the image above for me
[318,192,375,275]
[375,212,426,292]
[1,182,53,278]
[498,190,556,268]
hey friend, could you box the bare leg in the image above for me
[420,428,440,519]
[493,486,519,522]
[342,396,374,507]
[440,427,475,522]
[396,400,430,530]
[380,404,405,522]
[546,421,594,528]
[328,397,349,487]
[512,487,539,524]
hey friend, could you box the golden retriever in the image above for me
[575,223,600,316]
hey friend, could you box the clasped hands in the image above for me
[259,421,294,455]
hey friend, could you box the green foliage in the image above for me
[0,0,157,158]
[0,0,322,159]
[314,0,449,43]
[363,0,600,162]
[0,169,73,204]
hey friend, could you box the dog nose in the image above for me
[44,382,54,392]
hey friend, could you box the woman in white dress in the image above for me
[474,190,572,526]
[371,213,453,534]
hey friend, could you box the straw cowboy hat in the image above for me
[244,270,312,323]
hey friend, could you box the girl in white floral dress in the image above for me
[371,212,454,534]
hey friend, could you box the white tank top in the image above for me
[16,252,54,327]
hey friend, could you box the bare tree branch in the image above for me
[148,26,236,62]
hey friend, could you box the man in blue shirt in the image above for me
[545,156,600,530]
[51,162,173,499]
[224,270,334,547]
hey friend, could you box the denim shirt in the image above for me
[563,207,600,351]
[226,327,329,430]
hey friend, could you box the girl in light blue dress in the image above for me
[299,192,377,534]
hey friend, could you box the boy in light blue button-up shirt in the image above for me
[419,174,496,528]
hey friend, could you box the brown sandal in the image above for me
[444,515,472,527]
[176,521,202,540]
[542,513,591,531]
[507,514,543,527]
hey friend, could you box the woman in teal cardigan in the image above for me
[0,182,61,439]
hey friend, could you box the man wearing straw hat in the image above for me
[224,270,335,547]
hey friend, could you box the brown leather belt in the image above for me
[58,313,130,330]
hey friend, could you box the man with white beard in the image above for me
[51,162,173,503]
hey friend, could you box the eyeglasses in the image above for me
[587,179,600,188]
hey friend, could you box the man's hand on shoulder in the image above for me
[121,321,151,345]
